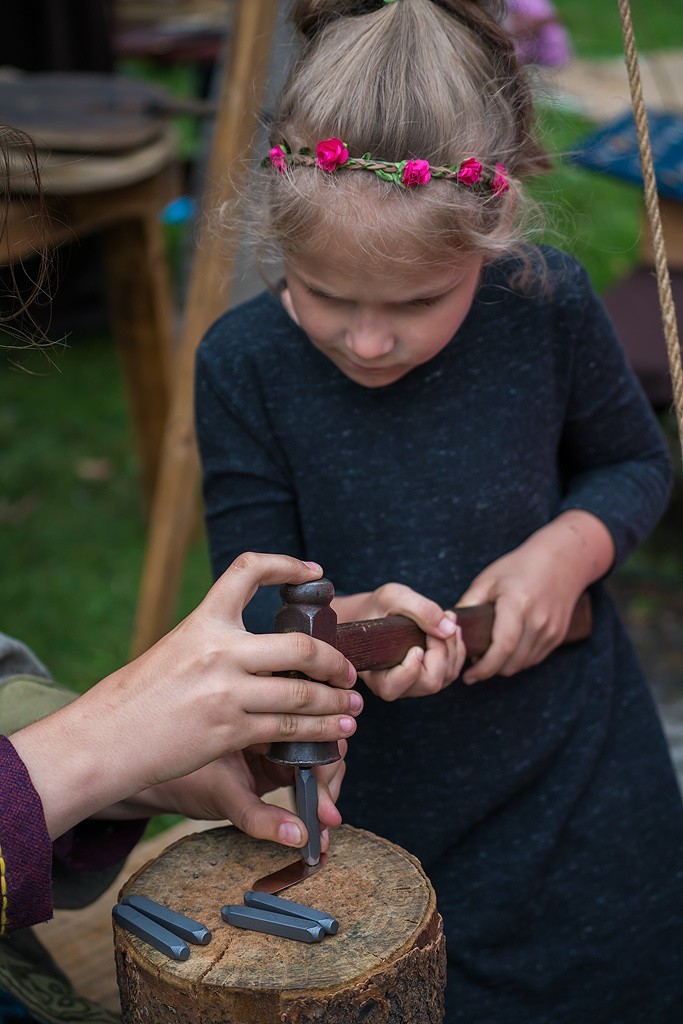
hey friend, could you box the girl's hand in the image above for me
[333,585,466,701]
[11,553,362,839]
[100,743,347,856]
[457,511,614,683]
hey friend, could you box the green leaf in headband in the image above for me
[374,168,401,184]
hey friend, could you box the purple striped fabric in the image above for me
[0,734,52,933]
[0,736,147,933]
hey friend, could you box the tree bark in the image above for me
[115,824,445,1023]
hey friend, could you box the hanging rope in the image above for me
[617,0,683,460]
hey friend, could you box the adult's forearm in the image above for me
[9,683,139,840]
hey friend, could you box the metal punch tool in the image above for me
[244,890,338,935]
[113,904,191,961]
[265,580,340,882]
[114,896,212,960]
[122,894,212,945]
[221,904,325,943]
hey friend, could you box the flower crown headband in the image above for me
[263,137,510,195]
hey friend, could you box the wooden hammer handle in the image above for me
[335,592,592,673]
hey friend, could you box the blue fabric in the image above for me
[570,109,683,201]
[0,991,34,1022]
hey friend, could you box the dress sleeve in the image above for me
[196,344,305,633]
[1,734,54,932]
[557,265,673,569]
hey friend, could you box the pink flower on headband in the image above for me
[316,137,349,172]
[269,146,287,173]
[402,159,431,187]
[492,163,510,196]
[457,157,482,186]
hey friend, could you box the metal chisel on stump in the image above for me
[266,579,340,868]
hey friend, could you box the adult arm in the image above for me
[0,642,148,934]
[7,555,360,932]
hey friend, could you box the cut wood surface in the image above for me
[115,824,445,1024]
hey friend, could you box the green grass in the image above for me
[527,0,682,295]
[554,0,683,58]
[0,339,211,694]
[530,107,643,292]
[118,58,204,163]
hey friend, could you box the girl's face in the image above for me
[282,247,484,389]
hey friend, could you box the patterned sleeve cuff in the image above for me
[0,735,53,933]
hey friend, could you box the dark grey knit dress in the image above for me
[196,248,683,1023]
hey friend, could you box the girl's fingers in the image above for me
[530,607,575,668]
[463,600,523,683]
[445,625,466,684]
[484,609,534,677]
[412,636,450,696]
[240,632,356,690]
[496,630,536,678]
[372,635,463,700]
[375,584,456,641]
[512,624,561,674]
[403,630,465,698]
[365,647,425,701]
[492,607,567,677]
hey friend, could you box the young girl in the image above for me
[195,1,683,1019]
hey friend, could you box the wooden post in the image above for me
[130,0,281,658]
[114,825,446,1023]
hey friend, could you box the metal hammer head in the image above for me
[275,579,337,642]
[267,578,341,768]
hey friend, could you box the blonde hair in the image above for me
[246,0,548,276]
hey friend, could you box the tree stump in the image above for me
[114,824,445,1024]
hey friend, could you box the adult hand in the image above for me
[11,553,362,839]
[106,744,347,854]
[458,510,614,683]
[333,584,465,701]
